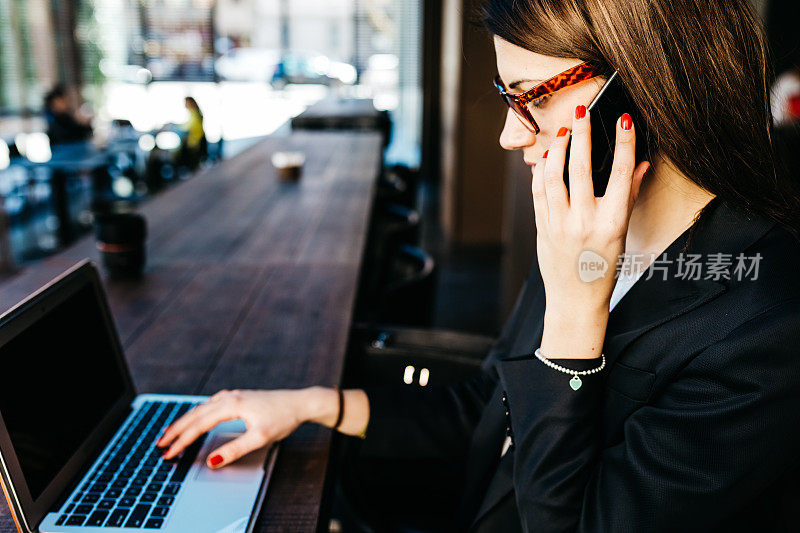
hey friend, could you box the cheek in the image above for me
[537,100,578,134]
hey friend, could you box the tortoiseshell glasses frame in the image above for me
[493,61,608,134]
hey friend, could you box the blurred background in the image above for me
[0,0,420,259]
[0,0,798,337]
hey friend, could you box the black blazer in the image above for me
[360,198,800,532]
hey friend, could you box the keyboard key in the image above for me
[145,518,164,528]
[66,515,87,526]
[131,477,148,486]
[105,488,123,498]
[157,496,174,507]
[64,503,75,513]
[82,494,100,504]
[140,492,158,503]
[86,510,109,526]
[125,504,152,528]
[119,497,136,507]
[152,472,168,482]
[112,479,128,489]
[125,487,142,498]
[98,499,116,510]
[151,507,169,518]
[55,515,68,525]
[96,473,113,482]
[106,508,129,527]
[162,484,180,496]
[75,503,94,515]
[146,483,163,493]
[89,483,108,493]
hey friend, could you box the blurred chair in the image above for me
[376,165,420,210]
[346,322,492,388]
[356,202,421,320]
[376,244,437,327]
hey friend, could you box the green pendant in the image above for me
[570,375,582,390]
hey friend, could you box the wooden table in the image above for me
[0,130,383,532]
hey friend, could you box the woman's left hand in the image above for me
[533,107,650,358]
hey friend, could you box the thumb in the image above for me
[205,431,268,469]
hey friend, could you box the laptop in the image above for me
[0,260,277,533]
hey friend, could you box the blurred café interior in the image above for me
[0,0,799,531]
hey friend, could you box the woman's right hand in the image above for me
[156,387,338,469]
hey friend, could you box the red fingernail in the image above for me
[575,105,586,120]
[557,127,569,137]
[209,454,223,467]
[543,150,549,159]
[620,113,632,131]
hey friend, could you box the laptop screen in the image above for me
[0,282,127,501]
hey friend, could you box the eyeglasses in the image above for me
[493,62,608,134]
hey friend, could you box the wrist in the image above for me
[541,306,609,359]
[299,386,339,428]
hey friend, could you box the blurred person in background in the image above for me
[767,0,800,183]
[770,66,800,125]
[177,96,206,171]
[43,85,93,146]
[767,0,800,126]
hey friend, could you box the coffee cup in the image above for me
[271,151,305,182]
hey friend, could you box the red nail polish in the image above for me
[620,113,632,131]
[209,454,223,467]
[557,127,569,137]
[543,150,549,159]
[575,105,586,120]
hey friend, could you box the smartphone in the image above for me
[563,71,650,197]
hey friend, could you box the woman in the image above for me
[158,0,800,530]
[178,96,206,170]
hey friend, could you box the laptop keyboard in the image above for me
[53,400,207,529]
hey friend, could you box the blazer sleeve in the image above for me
[498,298,800,532]
[358,369,498,462]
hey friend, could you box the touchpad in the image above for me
[194,433,268,483]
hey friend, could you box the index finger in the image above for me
[161,405,237,460]
[158,401,213,448]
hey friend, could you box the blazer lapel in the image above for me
[468,198,776,530]
[603,198,776,367]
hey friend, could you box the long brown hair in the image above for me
[481,0,800,238]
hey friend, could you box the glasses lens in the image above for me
[506,97,537,133]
